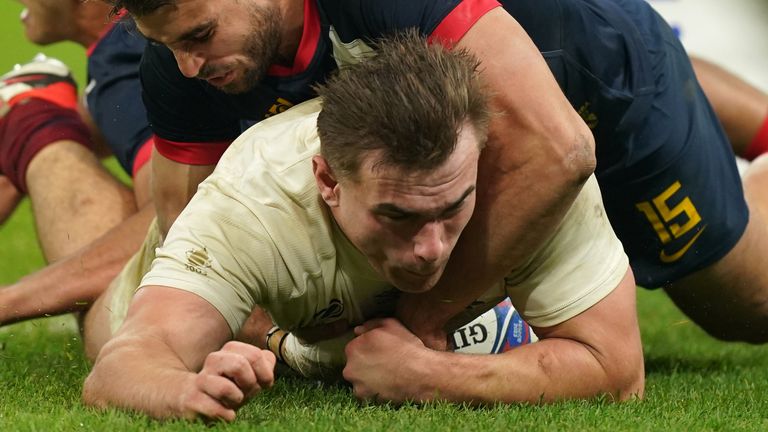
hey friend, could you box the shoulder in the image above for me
[319,0,463,40]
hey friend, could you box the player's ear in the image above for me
[313,155,340,206]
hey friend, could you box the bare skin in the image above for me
[25,142,136,262]
[83,101,638,416]
[150,150,216,238]
[664,155,768,343]
[400,28,768,348]
[395,7,594,349]
[83,287,276,421]
[691,56,768,158]
[0,175,22,224]
[0,0,156,326]
[345,269,642,404]
[0,161,149,326]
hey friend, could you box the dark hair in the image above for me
[315,30,490,181]
[106,0,175,17]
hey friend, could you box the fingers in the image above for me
[194,342,276,414]
[249,349,276,393]
[353,318,392,336]
[182,382,238,422]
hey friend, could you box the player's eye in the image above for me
[190,28,215,43]
[377,212,412,222]
[441,201,465,218]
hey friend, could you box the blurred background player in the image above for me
[0,0,153,326]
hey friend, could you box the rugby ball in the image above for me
[452,298,537,354]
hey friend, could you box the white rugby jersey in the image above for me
[140,98,627,372]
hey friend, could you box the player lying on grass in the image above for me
[103,0,768,348]
[0,0,532,359]
[83,34,642,420]
[2,0,767,350]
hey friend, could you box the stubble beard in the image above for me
[217,4,282,94]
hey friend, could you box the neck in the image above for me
[72,3,115,47]
[276,0,306,65]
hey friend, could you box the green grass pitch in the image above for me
[1,2,767,430]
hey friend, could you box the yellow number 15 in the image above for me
[635,181,705,263]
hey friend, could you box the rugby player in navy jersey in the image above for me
[79,0,768,414]
[1,0,533,360]
[102,0,767,350]
[3,0,766,366]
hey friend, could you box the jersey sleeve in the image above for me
[139,182,276,336]
[320,0,500,46]
[85,18,153,176]
[504,175,630,328]
[139,43,242,164]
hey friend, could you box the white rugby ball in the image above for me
[452,298,537,354]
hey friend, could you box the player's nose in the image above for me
[413,221,446,264]
[173,50,205,79]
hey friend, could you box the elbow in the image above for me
[606,340,645,401]
[81,340,119,410]
[82,371,108,410]
[561,126,596,185]
[613,358,645,401]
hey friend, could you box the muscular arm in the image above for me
[398,8,595,346]
[346,268,643,403]
[151,149,216,237]
[83,286,275,421]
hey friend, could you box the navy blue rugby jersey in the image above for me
[86,14,153,176]
[140,0,664,166]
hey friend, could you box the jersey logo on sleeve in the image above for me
[635,181,706,263]
[265,97,294,118]
[313,298,344,321]
[185,247,212,275]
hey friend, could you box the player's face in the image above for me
[328,123,482,294]
[135,0,282,94]
[17,0,76,45]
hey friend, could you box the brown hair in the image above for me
[315,30,490,181]
[105,0,174,17]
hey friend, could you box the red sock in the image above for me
[0,98,93,193]
[744,112,768,161]
[6,80,78,111]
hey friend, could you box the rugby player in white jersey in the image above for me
[83,34,641,421]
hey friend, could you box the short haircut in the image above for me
[315,30,491,181]
[106,0,174,17]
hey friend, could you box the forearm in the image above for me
[415,336,643,404]
[83,334,197,419]
[0,203,155,325]
[84,287,253,421]
[151,150,215,237]
[362,271,644,404]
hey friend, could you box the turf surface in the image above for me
[1,2,767,431]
